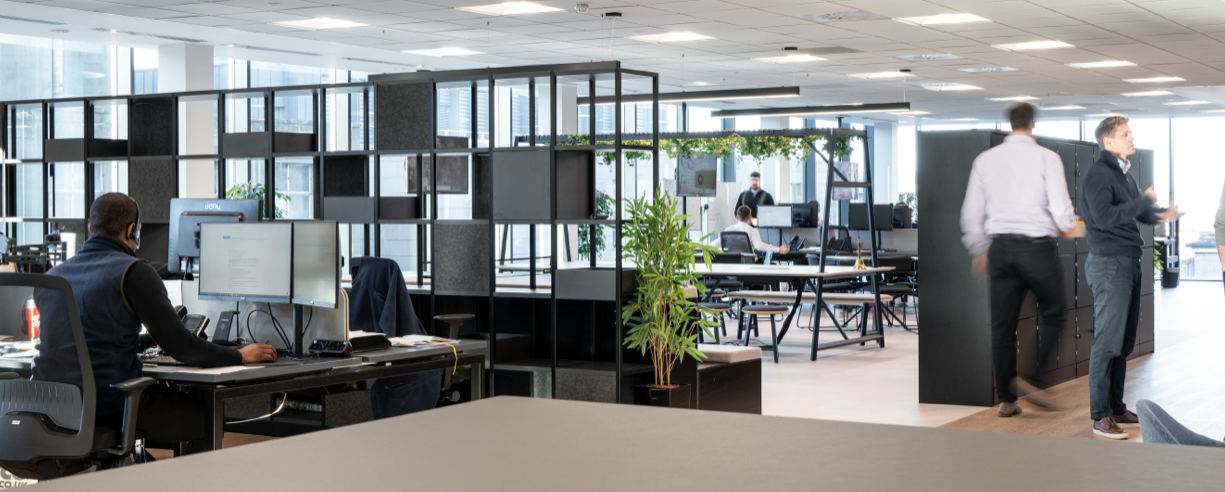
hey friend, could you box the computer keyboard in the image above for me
[140,354,187,366]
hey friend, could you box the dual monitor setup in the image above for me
[756,203,894,231]
[166,199,341,353]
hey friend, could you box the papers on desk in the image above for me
[178,366,264,375]
[387,335,459,347]
[1,349,36,359]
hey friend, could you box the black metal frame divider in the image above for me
[3,61,659,404]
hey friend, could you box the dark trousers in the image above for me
[97,384,210,446]
[1085,254,1141,420]
[987,236,1066,403]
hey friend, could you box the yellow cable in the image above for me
[430,341,458,374]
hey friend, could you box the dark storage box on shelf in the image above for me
[44,139,86,162]
[323,197,376,224]
[556,150,594,220]
[378,197,420,220]
[222,132,315,158]
[555,267,637,302]
[90,139,128,158]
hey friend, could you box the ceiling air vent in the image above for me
[800,11,886,23]
[0,15,67,26]
[227,45,320,56]
[91,28,205,43]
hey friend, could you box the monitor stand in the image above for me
[291,304,306,356]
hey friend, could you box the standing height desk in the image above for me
[694,264,892,360]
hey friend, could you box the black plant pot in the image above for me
[633,384,692,409]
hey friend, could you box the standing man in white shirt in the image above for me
[711,206,790,255]
[960,103,1077,418]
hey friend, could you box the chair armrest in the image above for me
[106,377,156,457]
[0,372,19,380]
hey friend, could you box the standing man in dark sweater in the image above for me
[32,193,277,449]
[734,171,775,225]
[1080,118,1178,439]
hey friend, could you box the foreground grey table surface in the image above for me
[25,396,1225,491]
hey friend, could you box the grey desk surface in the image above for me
[25,397,1225,492]
[0,340,488,383]
[695,264,893,278]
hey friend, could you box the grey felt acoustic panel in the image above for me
[434,222,490,293]
[492,148,551,221]
[323,155,369,197]
[130,99,174,156]
[376,83,432,152]
[555,150,593,220]
[128,159,177,222]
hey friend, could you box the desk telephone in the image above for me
[786,236,805,251]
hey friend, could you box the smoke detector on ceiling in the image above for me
[574,3,589,13]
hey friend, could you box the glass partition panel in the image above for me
[12,104,43,160]
[274,157,314,219]
[91,99,128,140]
[50,162,85,218]
[437,81,473,147]
[93,160,128,197]
[16,163,42,218]
[50,102,85,139]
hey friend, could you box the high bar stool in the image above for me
[698,302,733,343]
[741,304,787,363]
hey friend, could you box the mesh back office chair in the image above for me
[0,273,154,480]
[720,231,755,255]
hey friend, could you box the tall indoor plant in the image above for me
[622,189,720,408]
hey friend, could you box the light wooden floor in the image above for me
[941,281,1225,441]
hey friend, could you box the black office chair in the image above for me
[720,231,755,255]
[824,226,854,252]
[0,273,154,480]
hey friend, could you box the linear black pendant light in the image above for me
[577,86,800,105]
[711,102,911,118]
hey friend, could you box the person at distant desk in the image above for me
[31,193,278,453]
[710,206,790,255]
[734,171,775,225]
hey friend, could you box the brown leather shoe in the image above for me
[1114,410,1139,428]
[1093,417,1129,440]
[998,401,1022,418]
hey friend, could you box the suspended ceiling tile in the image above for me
[215,0,327,11]
[163,3,259,16]
[220,11,312,22]
[169,15,255,26]
[95,6,195,19]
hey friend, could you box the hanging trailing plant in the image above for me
[226,182,290,219]
[560,132,863,167]
[560,134,652,166]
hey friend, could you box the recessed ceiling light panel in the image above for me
[1086,113,1126,117]
[1122,90,1172,97]
[914,82,981,91]
[800,10,887,23]
[1067,60,1135,69]
[897,54,962,62]
[895,13,989,25]
[994,40,1073,51]
[457,2,564,16]
[1124,77,1185,83]
[959,67,1019,73]
[889,110,931,116]
[1164,100,1210,106]
[754,54,825,64]
[849,72,914,79]
[272,17,368,30]
[988,96,1038,101]
[404,47,483,57]
[627,32,712,43]
[1044,105,1085,110]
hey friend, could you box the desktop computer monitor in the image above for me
[198,222,292,304]
[757,205,792,228]
[848,203,895,231]
[787,203,821,228]
[292,221,340,309]
[168,199,261,273]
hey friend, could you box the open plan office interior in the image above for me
[1,0,1225,489]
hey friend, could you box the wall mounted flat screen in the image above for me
[292,221,339,309]
[199,222,292,303]
[757,205,792,228]
[677,153,717,197]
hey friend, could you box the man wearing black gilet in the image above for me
[734,171,774,225]
[32,193,277,450]
[1080,118,1177,440]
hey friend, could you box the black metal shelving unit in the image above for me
[2,61,660,404]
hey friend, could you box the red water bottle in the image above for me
[21,297,39,340]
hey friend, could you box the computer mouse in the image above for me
[1,346,22,354]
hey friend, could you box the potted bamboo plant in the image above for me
[622,189,720,408]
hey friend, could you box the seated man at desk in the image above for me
[710,206,790,255]
[32,193,277,452]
